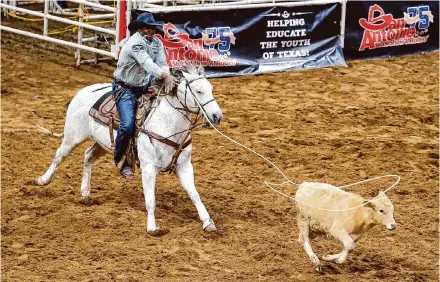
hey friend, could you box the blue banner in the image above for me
[134,3,346,78]
[344,1,439,59]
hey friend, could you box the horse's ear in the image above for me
[171,68,183,79]
[197,65,205,76]
[181,71,191,80]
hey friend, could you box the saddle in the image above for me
[89,90,156,131]
[89,87,157,171]
[88,79,193,175]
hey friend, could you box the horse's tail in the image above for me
[36,124,63,138]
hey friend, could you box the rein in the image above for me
[140,75,211,173]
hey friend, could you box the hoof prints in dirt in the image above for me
[1,31,438,282]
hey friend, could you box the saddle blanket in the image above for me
[88,90,154,131]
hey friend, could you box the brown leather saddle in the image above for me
[89,90,155,132]
[89,88,157,171]
[88,82,193,174]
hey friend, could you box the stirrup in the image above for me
[121,167,134,178]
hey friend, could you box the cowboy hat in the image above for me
[128,12,163,34]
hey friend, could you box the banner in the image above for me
[344,1,439,59]
[133,3,346,78]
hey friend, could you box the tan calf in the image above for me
[295,182,396,270]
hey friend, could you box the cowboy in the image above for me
[113,12,177,178]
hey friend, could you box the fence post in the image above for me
[94,30,99,64]
[76,3,84,67]
[126,0,132,38]
[43,0,48,36]
[340,0,346,48]
[118,0,127,43]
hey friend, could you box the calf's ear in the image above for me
[363,200,375,209]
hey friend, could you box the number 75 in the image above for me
[407,6,430,29]
[204,27,232,52]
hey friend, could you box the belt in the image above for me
[114,79,148,94]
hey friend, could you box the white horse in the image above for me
[34,66,222,235]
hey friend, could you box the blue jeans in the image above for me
[113,88,137,166]
[112,78,153,166]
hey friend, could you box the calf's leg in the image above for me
[322,252,344,262]
[297,214,320,270]
[328,227,355,264]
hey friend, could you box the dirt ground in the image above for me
[1,17,439,282]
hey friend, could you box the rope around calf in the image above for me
[191,90,401,212]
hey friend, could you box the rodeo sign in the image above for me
[155,23,237,68]
[359,4,434,51]
[344,1,439,59]
[133,3,346,77]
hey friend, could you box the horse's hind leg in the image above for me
[35,136,80,186]
[80,143,106,200]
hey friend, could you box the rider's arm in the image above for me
[130,44,165,78]
[154,40,171,76]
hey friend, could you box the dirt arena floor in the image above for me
[1,17,439,282]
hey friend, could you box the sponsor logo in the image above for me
[358,4,434,51]
[156,23,237,67]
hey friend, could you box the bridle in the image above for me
[166,75,216,120]
[141,73,217,173]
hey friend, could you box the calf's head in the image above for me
[365,191,396,230]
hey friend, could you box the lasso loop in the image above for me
[188,87,400,212]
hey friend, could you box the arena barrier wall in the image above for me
[133,0,347,78]
[129,0,438,77]
[344,1,439,60]
[1,1,438,70]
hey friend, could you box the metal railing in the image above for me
[0,0,119,66]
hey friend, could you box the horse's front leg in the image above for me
[141,164,161,235]
[176,161,217,232]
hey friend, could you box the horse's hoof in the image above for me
[147,227,169,237]
[204,224,217,232]
[80,196,92,205]
[202,219,217,232]
[25,178,41,186]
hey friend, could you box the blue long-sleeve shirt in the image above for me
[114,32,170,87]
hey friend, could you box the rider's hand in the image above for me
[163,73,177,93]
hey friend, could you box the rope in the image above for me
[47,24,77,35]
[5,11,77,21]
[188,80,401,212]
[6,11,44,21]
[2,4,113,39]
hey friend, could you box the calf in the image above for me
[295,182,396,270]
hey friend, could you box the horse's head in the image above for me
[172,66,223,125]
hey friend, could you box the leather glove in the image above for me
[163,73,177,93]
